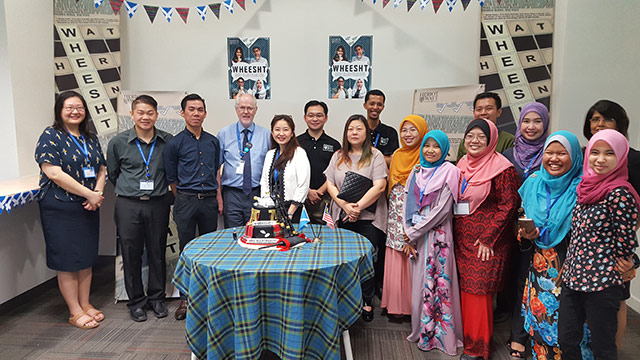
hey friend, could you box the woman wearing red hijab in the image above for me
[454,119,520,360]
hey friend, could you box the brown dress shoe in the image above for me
[175,300,188,320]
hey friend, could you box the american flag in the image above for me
[322,204,335,230]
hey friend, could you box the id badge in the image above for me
[411,213,424,225]
[139,180,154,191]
[236,160,245,175]
[453,201,470,215]
[83,166,96,179]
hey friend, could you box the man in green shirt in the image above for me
[456,92,515,161]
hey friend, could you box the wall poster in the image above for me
[329,35,372,100]
[228,37,271,100]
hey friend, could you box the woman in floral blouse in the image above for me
[518,131,583,359]
[35,91,107,330]
[558,129,639,360]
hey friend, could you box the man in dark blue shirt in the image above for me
[163,93,221,320]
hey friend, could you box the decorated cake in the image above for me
[237,195,309,250]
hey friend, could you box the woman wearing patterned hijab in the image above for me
[518,131,583,359]
[403,130,463,355]
[454,119,520,360]
[381,115,428,317]
[558,129,639,360]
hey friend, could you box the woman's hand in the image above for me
[83,190,103,211]
[474,240,494,261]
[616,256,635,273]
[518,226,540,241]
[342,203,360,222]
[402,243,416,258]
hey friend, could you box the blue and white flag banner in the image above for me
[0,190,40,215]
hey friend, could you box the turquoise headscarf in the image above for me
[518,131,583,249]
[419,130,450,168]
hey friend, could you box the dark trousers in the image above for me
[114,194,170,310]
[558,285,623,360]
[222,186,260,228]
[339,220,384,305]
[510,245,531,344]
[173,192,218,300]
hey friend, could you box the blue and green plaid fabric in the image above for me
[173,227,374,360]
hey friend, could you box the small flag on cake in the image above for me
[322,204,334,230]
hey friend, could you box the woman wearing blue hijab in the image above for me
[518,131,583,358]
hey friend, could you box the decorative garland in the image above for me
[0,190,39,215]
[82,0,492,24]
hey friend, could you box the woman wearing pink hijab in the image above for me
[558,129,639,360]
[454,119,520,360]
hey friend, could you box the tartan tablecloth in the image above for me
[172,226,374,360]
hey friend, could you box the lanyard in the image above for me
[273,149,280,183]
[539,184,559,240]
[523,152,541,180]
[461,176,469,196]
[236,123,254,158]
[135,138,156,178]
[373,132,381,147]
[68,132,89,164]
[418,165,440,205]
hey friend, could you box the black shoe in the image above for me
[147,301,168,318]
[175,300,188,321]
[460,353,484,360]
[129,307,147,322]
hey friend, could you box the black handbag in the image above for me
[337,171,377,214]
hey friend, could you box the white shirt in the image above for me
[260,147,310,204]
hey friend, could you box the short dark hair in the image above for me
[131,94,158,111]
[365,89,385,103]
[354,44,363,50]
[473,92,502,109]
[304,100,328,116]
[583,99,629,139]
[53,90,95,137]
[181,93,206,111]
[252,46,260,51]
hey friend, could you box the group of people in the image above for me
[36,88,638,360]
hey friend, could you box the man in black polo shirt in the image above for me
[364,89,399,166]
[107,95,173,322]
[297,100,341,224]
[163,93,221,320]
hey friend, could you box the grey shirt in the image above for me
[107,127,173,197]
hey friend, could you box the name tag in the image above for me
[322,144,334,152]
[236,161,245,175]
[139,180,154,191]
[83,166,96,179]
[453,201,470,216]
[411,213,424,225]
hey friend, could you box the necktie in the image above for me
[242,129,252,195]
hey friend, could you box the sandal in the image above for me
[83,305,105,322]
[506,340,525,359]
[362,307,374,322]
[68,312,99,329]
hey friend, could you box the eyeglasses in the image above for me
[589,117,615,124]
[63,106,86,112]
[306,113,325,119]
[464,134,487,142]
[236,106,256,112]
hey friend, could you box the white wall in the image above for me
[0,0,20,181]
[121,0,481,139]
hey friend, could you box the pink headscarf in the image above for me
[456,118,514,214]
[577,129,640,208]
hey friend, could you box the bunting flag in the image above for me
[446,0,456,11]
[176,7,189,23]
[433,0,443,13]
[478,0,485,6]
[236,0,246,10]
[461,0,471,10]
[196,5,207,21]
[209,3,221,19]
[383,0,390,8]
[94,0,105,8]
[161,6,173,22]
[223,0,234,14]
[407,0,416,11]
[420,0,431,9]
[144,5,158,23]
[110,0,123,14]
[393,0,402,8]
[125,1,138,18]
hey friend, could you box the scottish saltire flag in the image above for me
[94,0,105,8]
[125,1,138,19]
[446,0,457,11]
[478,0,485,6]
[196,6,207,21]
[322,205,335,230]
[223,0,234,14]
[420,0,431,10]
[161,7,173,22]
[394,0,402,8]
[298,206,310,232]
